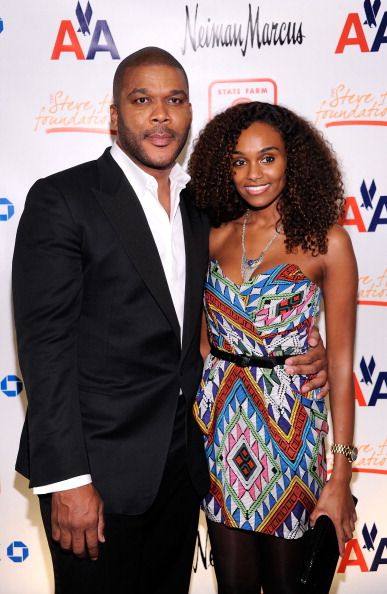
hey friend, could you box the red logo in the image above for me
[208,79,277,118]
[335,2,387,53]
[51,2,119,60]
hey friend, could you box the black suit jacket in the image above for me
[13,148,210,514]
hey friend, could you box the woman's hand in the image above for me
[309,477,357,556]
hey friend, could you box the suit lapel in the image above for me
[180,190,206,356]
[94,149,181,342]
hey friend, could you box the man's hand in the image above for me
[51,484,105,560]
[284,326,329,396]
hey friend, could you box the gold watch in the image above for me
[331,443,358,463]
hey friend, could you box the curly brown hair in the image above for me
[188,101,345,254]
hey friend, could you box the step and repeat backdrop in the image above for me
[0,1,386,592]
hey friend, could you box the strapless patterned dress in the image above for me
[194,261,328,539]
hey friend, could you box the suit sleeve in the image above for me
[12,178,90,487]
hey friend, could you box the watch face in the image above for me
[350,447,358,462]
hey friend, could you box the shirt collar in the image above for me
[110,141,190,205]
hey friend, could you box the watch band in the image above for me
[331,443,358,463]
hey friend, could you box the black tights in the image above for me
[207,519,307,594]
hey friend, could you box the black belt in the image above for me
[210,345,287,369]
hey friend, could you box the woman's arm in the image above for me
[200,310,211,361]
[309,225,358,555]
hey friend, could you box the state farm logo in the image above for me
[51,1,119,60]
[209,79,277,118]
[34,91,114,135]
[315,84,387,128]
[335,0,387,54]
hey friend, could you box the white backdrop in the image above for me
[0,1,386,592]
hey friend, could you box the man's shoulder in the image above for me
[24,148,118,214]
[40,149,110,190]
[181,185,210,227]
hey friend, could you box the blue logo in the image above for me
[0,18,4,34]
[7,541,29,563]
[355,357,387,406]
[341,180,387,233]
[51,2,120,60]
[1,375,23,397]
[359,180,387,231]
[364,0,381,28]
[360,523,387,572]
[360,356,376,385]
[336,0,387,53]
[76,1,93,34]
[363,522,378,551]
[339,523,387,573]
[0,197,14,221]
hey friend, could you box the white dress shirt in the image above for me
[33,142,190,494]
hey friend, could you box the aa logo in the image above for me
[338,523,387,572]
[340,180,387,232]
[336,0,387,53]
[51,1,119,60]
[354,357,387,406]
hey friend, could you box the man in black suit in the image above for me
[12,47,328,594]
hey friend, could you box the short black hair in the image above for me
[112,46,189,104]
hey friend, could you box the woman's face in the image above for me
[231,121,287,210]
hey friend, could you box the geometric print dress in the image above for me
[193,261,328,539]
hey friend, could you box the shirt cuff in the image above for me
[33,474,92,494]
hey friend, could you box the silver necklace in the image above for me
[241,210,279,282]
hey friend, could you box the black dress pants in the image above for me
[39,398,201,594]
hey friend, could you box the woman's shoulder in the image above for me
[209,219,241,255]
[326,224,354,253]
[322,224,357,278]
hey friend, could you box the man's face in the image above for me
[110,64,192,175]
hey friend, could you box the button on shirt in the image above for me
[33,142,190,494]
[111,141,188,334]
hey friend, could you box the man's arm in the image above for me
[13,179,104,558]
[51,485,105,560]
[34,476,104,558]
[284,326,329,396]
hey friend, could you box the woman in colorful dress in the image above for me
[188,101,357,594]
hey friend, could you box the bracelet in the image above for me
[331,443,358,463]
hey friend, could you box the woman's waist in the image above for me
[208,332,310,359]
[202,342,324,403]
[208,340,309,363]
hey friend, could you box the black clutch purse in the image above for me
[297,496,358,594]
